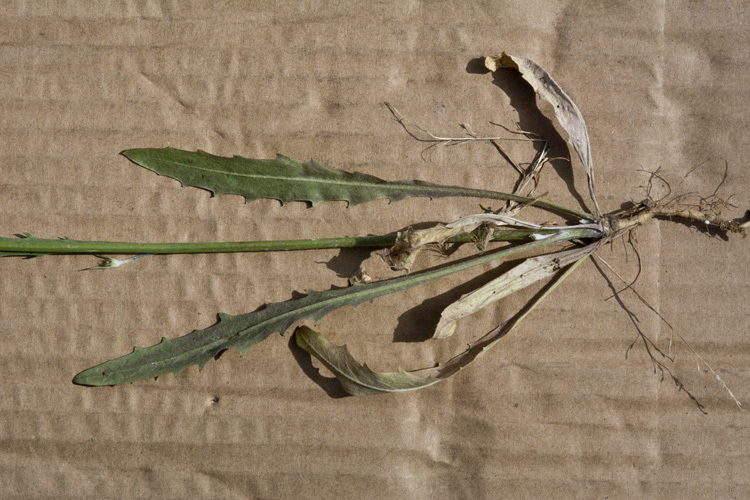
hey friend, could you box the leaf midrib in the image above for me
[154,155,523,200]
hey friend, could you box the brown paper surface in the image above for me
[2,1,749,498]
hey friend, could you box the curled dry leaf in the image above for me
[295,251,591,396]
[294,326,441,395]
[485,52,600,217]
[383,222,481,272]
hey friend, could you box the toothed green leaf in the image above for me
[121,147,545,208]
[73,229,599,386]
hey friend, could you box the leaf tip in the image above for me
[120,148,141,163]
[121,147,163,162]
[72,365,118,387]
[432,320,456,340]
[484,52,516,73]
[71,369,98,387]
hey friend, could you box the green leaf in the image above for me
[121,148,592,219]
[294,247,594,396]
[73,228,600,386]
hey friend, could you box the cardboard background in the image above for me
[2,1,749,498]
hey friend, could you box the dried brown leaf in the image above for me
[382,222,480,272]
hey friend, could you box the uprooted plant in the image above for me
[3,53,747,409]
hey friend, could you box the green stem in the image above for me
[0,228,583,257]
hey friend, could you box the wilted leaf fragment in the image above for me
[434,242,600,339]
[295,326,440,395]
[122,148,538,208]
[383,222,480,271]
[294,324,486,396]
[485,53,600,216]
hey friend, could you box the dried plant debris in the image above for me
[3,53,746,410]
[485,53,600,217]
[433,243,600,340]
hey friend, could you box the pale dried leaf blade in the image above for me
[418,250,593,383]
[294,326,440,395]
[433,242,597,339]
[485,53,600,216]
[484,53,592,170]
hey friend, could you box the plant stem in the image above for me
[0,228,586,257]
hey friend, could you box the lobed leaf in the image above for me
[73,284,431,386]
[122,147,539,208]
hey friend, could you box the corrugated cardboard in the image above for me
[2,1,748,498]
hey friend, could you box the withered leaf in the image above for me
[295,249,591,396]
[383,222,480,272]
[485,52,600,216]
[294,326,440,395]
[433,242,600,339]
